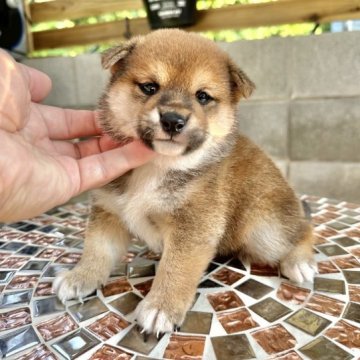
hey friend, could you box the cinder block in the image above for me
[219,37,291,100]
[74,54,109,108]
[290,98,360,162]
[23,57,78,108]
[237,101,289,158]
[289,162,360,203]
[292,32,360,98]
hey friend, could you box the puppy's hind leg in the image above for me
[54,206,130,302]
[280,223,317,283]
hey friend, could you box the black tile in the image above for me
[43,264,74,278]
[314,277,345,294]
[21,260,49,272]
[332,237,358,247]
[0,271,14,284]
[317,244,348,257]
[55,238,82,248]
[227,258,246,271]
[109,292,142,315]
[343,270,360,285]
[8,221,27,229]
[211,334,255,360]
[17,246,42,256]
[198,279,222,288]
[236,279,273,299]
[299,336,352,360]
[249,297,291,322]
[180,311,213,334]
[33,296,65,317]
[212,254,233,264]
[19,224,39,232]
[343,302,360,323]
[1,242,24,252]
[0,325,39,358]
[52,328,100,360]
[68,297,108,322]
[326,222,349,231]
[110,263,127,277]
[128,263,156,278]
[38,225,57,233]
[204,262,218,275]
[0,289,32,307]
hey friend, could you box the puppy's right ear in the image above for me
[101,37,140,74]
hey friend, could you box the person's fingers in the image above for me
[76,141,155,192]
[18,63,52,102]
[53,134,121,159]
[36,104,102,139]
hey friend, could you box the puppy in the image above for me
[54,29,316,334]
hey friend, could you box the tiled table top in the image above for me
[0,195,359,359]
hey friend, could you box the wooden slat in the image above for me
[30,0,144,23]
[32,0,360,50]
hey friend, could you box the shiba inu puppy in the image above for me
[54,29,317,334]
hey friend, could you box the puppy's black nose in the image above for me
[160,112,187,135]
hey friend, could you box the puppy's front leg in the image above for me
[54,205,130,302]
[135,231,216,334]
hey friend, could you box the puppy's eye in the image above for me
[196,90,213,105]
[139,82,159,96]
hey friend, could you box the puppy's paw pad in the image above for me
[135,298,182,335]
[281,260,317,283]
[53,270,100,303]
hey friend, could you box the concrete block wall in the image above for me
[23,32,360,202]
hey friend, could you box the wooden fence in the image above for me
[26,0,360,51]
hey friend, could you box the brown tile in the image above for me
[211,267,244,285]
[269,350,303,360]
[37,312,78,341]
[0,252,9,262]
[342,202,360,210]
[317,244,348,257]
[235,279,274,299]
[36,248,65,259]
[102,277,132,297]
[87,312,130,340]
[134,279,153,297]
[314,235,328,244]
[6,275,39,290]
[317,260,340,274]
[211,334,255,360]
[332,255,360,269]
[55,252,82,264]
[18,344,56,360]
[349,285,360,303]
[89,344,132,360]
[305,293,345,317]
[351,246,360,257]
[315,226,338,238]
[251,324,296,355]
[314,277,345,294]
[180,311,213,334]
[141,250,161,261]
[0,256,28,269]
[250,263,279,277]
[299,336,352,360]
[343,302,360,323]
[343,270,360,284]
[276,282,311,304]
[32,235,60,246]
[164,334,206,360]
[0,307,31,331]
[325,319,360,349]
[18,233,47,243]
[217,308,258,334]
[285,309,331,336]
[346,228,360,238]
[34,281,55,297]
[207,290,244,312]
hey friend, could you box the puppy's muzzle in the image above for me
[160,112,187,136]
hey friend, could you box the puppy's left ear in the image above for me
[101,37,142,74]
[228,60,255,102]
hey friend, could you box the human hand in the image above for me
[0,50,155,222]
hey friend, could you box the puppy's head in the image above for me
[100,29,254,157]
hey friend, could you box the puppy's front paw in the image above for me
[135,295,187,335]
[53,268,105,303]
[281,259,318,283]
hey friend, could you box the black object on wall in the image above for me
[0,0,24,50]
[143,0,197,30]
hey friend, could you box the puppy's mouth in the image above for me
[138,126,205,157]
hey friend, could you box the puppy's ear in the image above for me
[101,37,141,74]
[228,60,255,102]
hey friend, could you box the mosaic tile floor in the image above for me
[0,195,360,359]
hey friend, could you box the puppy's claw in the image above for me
[173,325,181,332]
[143,332,149,343]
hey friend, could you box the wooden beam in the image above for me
[32,0,360,50]
[30,0,144,23]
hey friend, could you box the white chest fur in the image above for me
[94,163,178,252]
